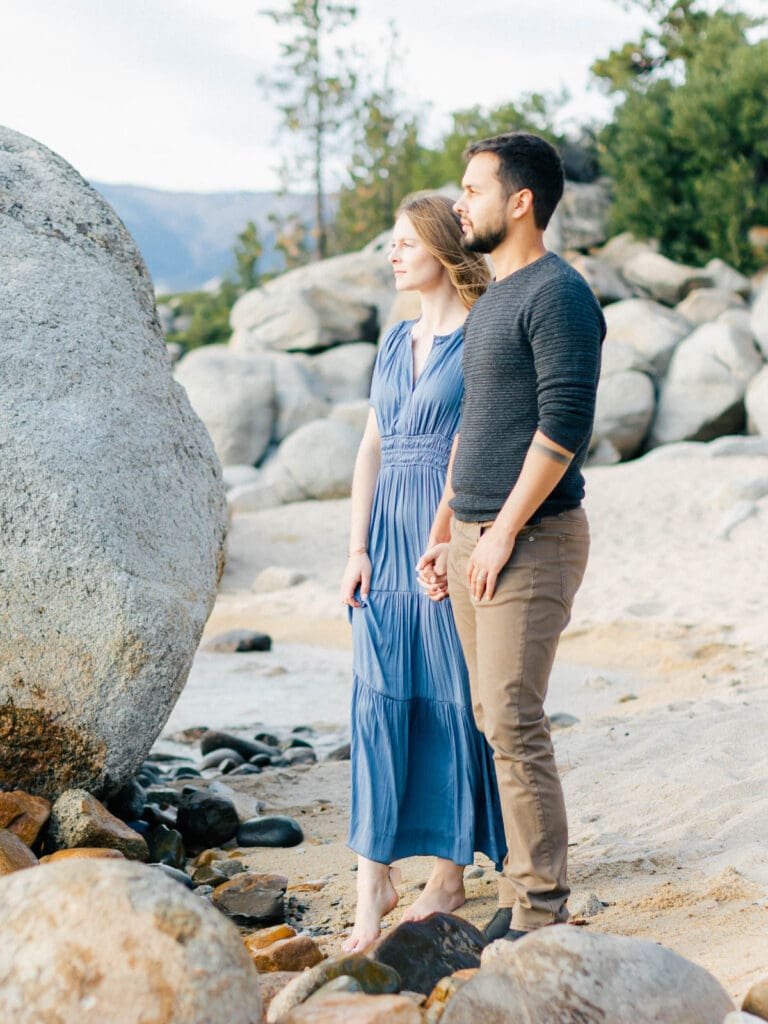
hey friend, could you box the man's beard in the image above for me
[461,218,507,254]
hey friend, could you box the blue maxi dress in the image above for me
[347,320,506,867]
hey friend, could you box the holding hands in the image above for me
[416,542,450,602]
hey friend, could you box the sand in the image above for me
[169,440,768,1002]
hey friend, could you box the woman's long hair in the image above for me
[396,193,490,310]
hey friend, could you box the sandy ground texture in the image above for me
[170,439,768,1003]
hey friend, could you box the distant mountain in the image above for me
[91,182,317,294]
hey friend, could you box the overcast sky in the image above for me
[2,0,764,193]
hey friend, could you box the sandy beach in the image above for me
[166,440,768,1002]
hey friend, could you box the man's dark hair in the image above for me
[464,133,564,229]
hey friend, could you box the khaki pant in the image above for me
[448,509,589,930]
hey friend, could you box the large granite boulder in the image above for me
[268,419,360,500]
[0,127,226,798]
[229,246,393,354]
[593,370,656,459]
[675,287,746,325]
[556,180,612,250]
[650,319,764,446]
[603,298,691,375]
[311,343,378,403]
[622,251,713,306]
[271,353,329,443]
[595,232,659,271]
[751,283,768,359]
[568,254,634,305]
[442,925,733,1024]
[746,366,768,436]
[175,345,275,466]
[0,859,261,1023]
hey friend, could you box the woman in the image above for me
[340,193,506,953]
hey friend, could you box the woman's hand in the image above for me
[340,552,372,608]
[416,542,449,602]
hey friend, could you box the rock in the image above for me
[47,789,149,860]
[252,567,307,592]
[200,747,245,769]
[176,789,240,849]
[222,464,262,491]
[0,829,39,874]
[707,435,768,457]
[596,232,659,270]
[715,501,759,540]
[266,954,401,1023]
[38,846,126,863]
[271,352,330,442]
[310,343,378,403]
[675,287,745,324]
[106,778,147,823]
[244,923,298,951]
[746,366,768,436]
[549,712,580,730]
[651,320,764,446]
[272,419,360,500]
[603,298,691,375]
[325,741,351,762]
[151,862,196,888]
[329,399,371,435]
[750,284,768,359]
[227,479,284,513]
[622,251,713,305]
[230,247,393,355]
[574,893,609,916]
[146,823,186,869]
[725,1014,766,1024]
[586,438,622,466]
[424,971,477,1016]
[0,790,51,846]
[716,475,768,506]
[258,971,304,1014]
[192,863,230,886]
[207,780,266,822]
[370,913,487,996]
[592,370,656,459]
[281,746,318,766]
[568,254,634,304]
[441,925,734,1024]
[248,935,325,973]
[201,731,271,760]
[705,257,751,296]
[174,345,275,466]
[280,992,422,1023]
[0,858,262,1023]
[0,127,227,799]
[212,871,288,926]
[204,630,273,653]
[237,816,304,848]
[742,974,768,1019]
[556,180,612,250]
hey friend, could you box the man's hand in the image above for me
[416,542,450,602]
[467,525,515,601]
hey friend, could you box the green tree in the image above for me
[232,219,264,292]
[594,1,768,270]
[260,0,358,261]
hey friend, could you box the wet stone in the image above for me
[106,778,147,822]
[149,863,195,888]
[249,754,273,768]
[219,758,241,774]
[201,730,272,760]
[205,629,272,653]
[255,732,280,749]
[0,829,39,874]
[144,787,181,806]
[47,789,149,860]
[146,824,186,869]
[265,953,401,1023]
[370,912,487,996]
[281,747,317,767]
[227,764,263,778]
[248,934,324,973]
[244,923,297,950]
[200,747,245,770]
[212,871,288,926]
[237,815,304,848]
[39,847,125,863]
[176,789,239,849]
[173,766,203,780]
[0,790,51,847]
[141,803,178,828]
[192,863,230,887]
[284,736,314,750]
[325,742,351,762]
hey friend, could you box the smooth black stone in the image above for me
[173,766,203,780]
[135,771,159,789]
[127,818,151,836]
[107,778,147,822]
[219,758,241,774]
[145,787,181,806]
[150,863,194,889]
[147,824,186,869]
[199,747,245,769]
[205,629,272,653]
[254,732,280,748]
[145,752,195,764]
[282,736,314,750]
[325,742,351,762]
[291,725,315,736]
[236,815,304,848]
[192,863,229,886]
[281,746,316,766]
[248,754,272,768]
[226,764,262,777]
[200,730,273,760]
[141,803,178,828]
[176,789,240,848]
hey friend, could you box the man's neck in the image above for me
[490,235,548,282]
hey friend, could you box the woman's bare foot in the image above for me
[342,859,401,953]
[400,858,466,923]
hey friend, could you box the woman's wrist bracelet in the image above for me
[348,546,368,557]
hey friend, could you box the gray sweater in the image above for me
[450,252,605,523]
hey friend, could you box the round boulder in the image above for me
[273,419,361,499]
[746,365,768,436]
[0,127,226,798]
[592,370,656,459]
[0,858,261,1023]
[603,298,691,375]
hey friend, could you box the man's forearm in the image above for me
[494,430,574,538]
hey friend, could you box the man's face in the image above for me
[454,152,510,254]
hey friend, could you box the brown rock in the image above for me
[0,829,39,874]
[742,975,768,1019]
[257,971,302,1016]
[213,871,288,926]
[281,992,422,1023]
[0,790,51,846]
[249,935,324,974]
[47,789,149,860]
[39,847,126,863]
[244,923,297,951]
[288,879,328,892]
[425,969,477,1009]
[370,912,486,996]
[266,953,401,1023]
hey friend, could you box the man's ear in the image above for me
[509,188,534,220]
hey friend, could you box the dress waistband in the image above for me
[380,433,452,469]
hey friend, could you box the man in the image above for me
[418,133,605,941]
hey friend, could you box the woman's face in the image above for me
[388,214,445,293]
